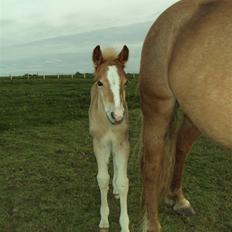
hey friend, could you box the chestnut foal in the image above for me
[89,45,130,232]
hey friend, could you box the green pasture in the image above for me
[0,76,231,232]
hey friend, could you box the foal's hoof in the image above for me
[173,201,196,217]
[114,193,120,199]
[99,228,109,232]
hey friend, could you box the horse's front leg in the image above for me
[93,139,111,231]
[113,139,130,232]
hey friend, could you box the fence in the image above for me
[2,73,138,80]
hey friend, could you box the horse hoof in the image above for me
[173,198,195,217]
[99,228,109,232]
[174,204,195,217]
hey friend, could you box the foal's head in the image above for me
[92,45,129,125]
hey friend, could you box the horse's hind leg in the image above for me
[141,96,176,232]
[167,116,201,216]
[93,139,111,231]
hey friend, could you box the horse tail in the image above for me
[161,111,178,197]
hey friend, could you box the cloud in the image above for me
[44,59,63,64]
[0,21,152,75]
[0,0,178,75]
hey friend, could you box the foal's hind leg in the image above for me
[167,116,201,216]
[93,139,111,231]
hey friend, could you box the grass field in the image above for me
[0,77,231,232]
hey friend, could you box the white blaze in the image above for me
[107,65,121,108]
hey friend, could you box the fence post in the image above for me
[10,74,13,80]
[84,73,86,79]
[43,73,46,80]
[71,74,74,79]
[27,73,30,80]
[58,74,60,80]
[133,73,136,78]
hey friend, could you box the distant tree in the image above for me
[23,73,34,78]
[75,71,82,76]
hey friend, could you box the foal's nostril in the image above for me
[111,112,115,120]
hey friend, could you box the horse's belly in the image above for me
[168,3,232,148]
[170,56,232,148]
[177,97,232,149]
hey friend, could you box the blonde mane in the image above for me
[102,48,118,61]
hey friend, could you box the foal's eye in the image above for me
[124,81,128,86]
[97,81,103,87]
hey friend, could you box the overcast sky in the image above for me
[0,0,177,76]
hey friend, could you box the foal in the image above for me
[89,45,130,232]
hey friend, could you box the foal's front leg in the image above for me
[93,139,111,231]
[113,159,119,199]
[113,140,130,232]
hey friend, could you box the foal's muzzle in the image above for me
[109,109,124,124]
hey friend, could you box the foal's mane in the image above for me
[102,48,118,62]
[93,48,118,80]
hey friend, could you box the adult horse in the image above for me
[139,0,232,231]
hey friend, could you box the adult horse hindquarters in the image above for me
[140,0,232,231]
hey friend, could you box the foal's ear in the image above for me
[117,45,129,66]
[92,45,104,67]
